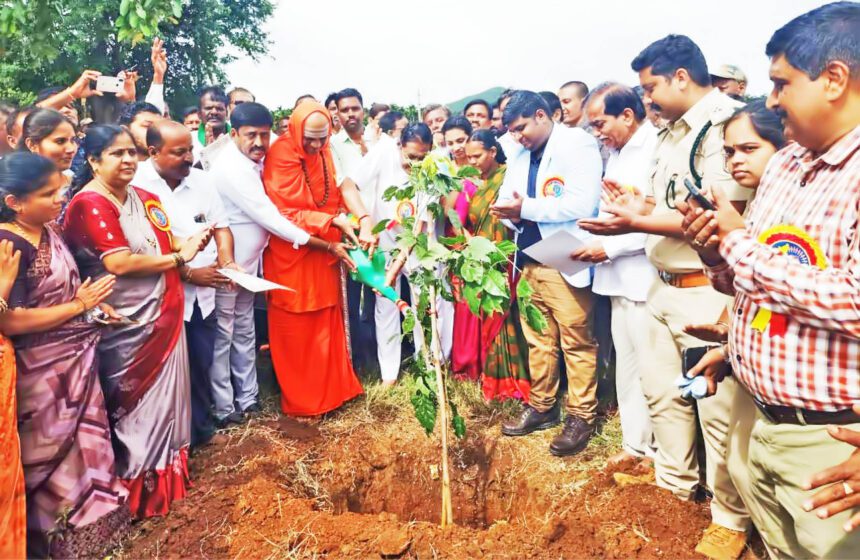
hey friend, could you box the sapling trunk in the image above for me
[428,283,454,526]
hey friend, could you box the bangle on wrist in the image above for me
[172,252,186,268]
[221,260,234,268]
[0,297,8,314]
[73,296,87,313]
[721,343,732,364]
[180,267,193,282]
[357,214,369,223]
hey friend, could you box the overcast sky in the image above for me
[225,0,828,110]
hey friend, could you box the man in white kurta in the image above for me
[208,103,310,422]
[578,83,659,462]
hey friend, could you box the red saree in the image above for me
[262,101,363,416]
[63,187,190,519]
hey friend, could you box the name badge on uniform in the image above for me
[541,176,564,198]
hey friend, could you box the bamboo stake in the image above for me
[428,283,453,527]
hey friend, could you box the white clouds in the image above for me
[225,0,828,110]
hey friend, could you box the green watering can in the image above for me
[347,247,403,307]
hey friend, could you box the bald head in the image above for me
[304,111,330,138]
[302,111,330,156]
[148,119,194,185]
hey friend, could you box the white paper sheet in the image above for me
[217,268,296,293]
[522,230,591,276]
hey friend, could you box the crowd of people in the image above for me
[0,2,859,559]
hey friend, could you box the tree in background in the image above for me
[0,0,273,109]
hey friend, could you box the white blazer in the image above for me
[497,123,603,287]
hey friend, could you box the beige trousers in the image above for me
[520,264,597,422]
[640,279,749,531]
[741,413,860,558]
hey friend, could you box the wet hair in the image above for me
[198,86,229,107]
[5,106,34,137]
[231,102,274,129]
[469,129,507,164]
[369,103,390,119]
[379,111,404,134]
[422,103,451,121]
[463,99,492,120]
[583,82,647,121]
[538,91,562,117]
[0,152,58,222]
[335,88,364,108]
[725,98,788,150]
[441,115,473,137]
[631,34,711,87]
[71,125,132,195]
[400,123,433,146]
[17,108,74,151]
[118,101,161,126]
[766,2,860,80]
[228,87,255,103]
[559,81,589,99]
[324,92,339,109]
[502,90,551,127]
[182,106,199,120]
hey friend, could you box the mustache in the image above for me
[649,102,663,113]
[773,108,789,121]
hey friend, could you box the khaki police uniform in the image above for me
[640,89,752,532]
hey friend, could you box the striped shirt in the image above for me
[706,125,860,411]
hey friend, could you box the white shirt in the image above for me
[496,124,603,288]
[592,122,659,301]
[330,129,366,194]
[346,133,409,251]
[133,159,229,321]
[209,140,310,272]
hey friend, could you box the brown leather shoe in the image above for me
[549,416,594,457]
[501,405,560,436]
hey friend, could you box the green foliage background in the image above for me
[0,0,273,110]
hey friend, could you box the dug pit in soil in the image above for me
[118,407,732,559]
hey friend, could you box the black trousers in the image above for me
[186,301,217,448]
[346,277,379,375]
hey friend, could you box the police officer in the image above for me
[580,35,752,560]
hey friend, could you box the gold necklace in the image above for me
[9,221,41,248]
[94,177,130,214]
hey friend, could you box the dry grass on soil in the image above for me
[113,373,742,559]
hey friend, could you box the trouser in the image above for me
[640,279,749,531]
[376,273,424,382]
[520,263,597,422]
[210,287,259,419]
[186,302,217,448]
[347,277,378,374]
[610,296,656,458]
[744,413,860,558]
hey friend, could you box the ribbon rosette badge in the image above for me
[541,176,564,198]
[144,200,171,232]
[751,224,827,337]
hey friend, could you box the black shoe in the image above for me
[549,416,595,457]
[501,405,560,436]
[215,411,245,429]
[242,402,263,414]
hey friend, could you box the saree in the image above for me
[63,187,190,519]
[454,166,530,401]
[1,225,127,557]
[262,101,363,416]
[0,336,24,560]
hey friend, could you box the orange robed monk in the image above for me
[262,101,377,416]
